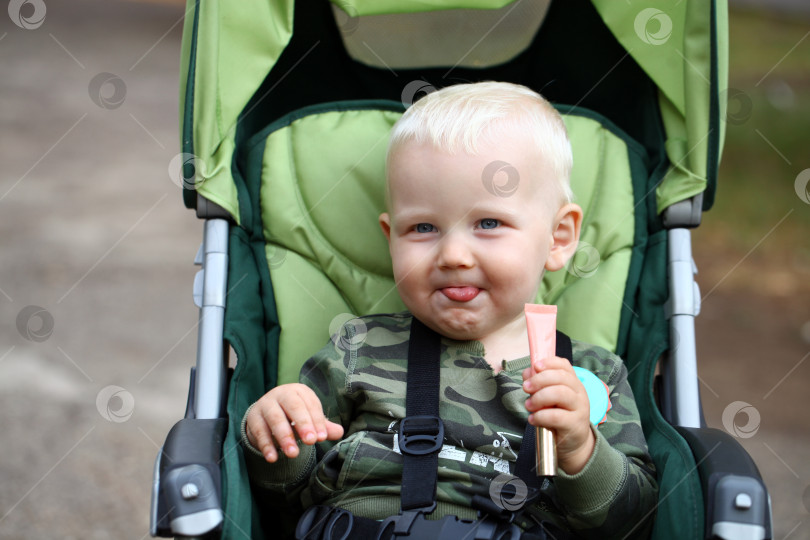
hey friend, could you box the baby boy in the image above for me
[242,81,657,538]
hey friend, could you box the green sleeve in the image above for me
[239,403,317,504]
[238,325,356,502]
[555,350,658,539]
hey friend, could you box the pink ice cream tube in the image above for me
[525,304,558,476]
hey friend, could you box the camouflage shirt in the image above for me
[242,313,658,539]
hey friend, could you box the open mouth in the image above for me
[441,286,481,302]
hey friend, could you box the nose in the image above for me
[437,231,474,269]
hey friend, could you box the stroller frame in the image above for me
[150,213,771,540]
[150,217,230,538]
[151,1,772,538]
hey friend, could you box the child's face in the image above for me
[380,132,580,344]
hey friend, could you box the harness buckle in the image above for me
[376,501,434,539]
[323,508,353,540]
[399,415,444,456]
[295,505,353,540]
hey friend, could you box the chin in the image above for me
[426,314,484,341]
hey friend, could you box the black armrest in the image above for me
[151,418,228,538]
[676,426,772,540]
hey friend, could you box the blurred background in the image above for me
[0,0,807,538]
[694,4,810,539]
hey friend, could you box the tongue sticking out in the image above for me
[442,286,480,302]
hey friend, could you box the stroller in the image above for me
[150,0,772,538]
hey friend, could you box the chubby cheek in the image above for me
[392,271,417,303]
[391,240,431,273]
[392,275,432,322]
[390,248,429,300]
[493,253,545,302]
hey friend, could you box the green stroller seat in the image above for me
[150,1,772,539]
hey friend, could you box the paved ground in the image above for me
[0,1,807,539]
[1,1,195,538]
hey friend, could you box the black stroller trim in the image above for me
[705,0,721,214]
[676,427,771,540]
[182,0,200,211]
[151,417,228,537]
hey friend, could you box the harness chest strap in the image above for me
[399,318,574,517]
[295,318,574,540]
[399,318,444,512]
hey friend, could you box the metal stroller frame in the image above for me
[150,1,772,538]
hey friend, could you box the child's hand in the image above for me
[522,356,596,475]
[245,383,344,463]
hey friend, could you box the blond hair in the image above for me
[387,81,574,203]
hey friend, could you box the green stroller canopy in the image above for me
[179,0,727,221]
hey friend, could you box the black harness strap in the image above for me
[400,318,444,512]
[401,320,574,507]
[514,330,574,490]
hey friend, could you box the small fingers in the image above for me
[325,420,345,441]
[246,384,342,463]
[282,386,331,445]
[246,406,281,462]
[530,355,572,373]
[260,401,301,459]
[527,406,570,428]
[300,389,331,443]
[522,364,574,394]
[524,384,578,414]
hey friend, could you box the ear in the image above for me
[545,203,583,272]
[379,212,392,242]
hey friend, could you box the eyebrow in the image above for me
[467,203,523,220]
[390,209,435,225]
[392,204,522,224]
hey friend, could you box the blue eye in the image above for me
[415,223,435,233]
[480,218,499,230]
